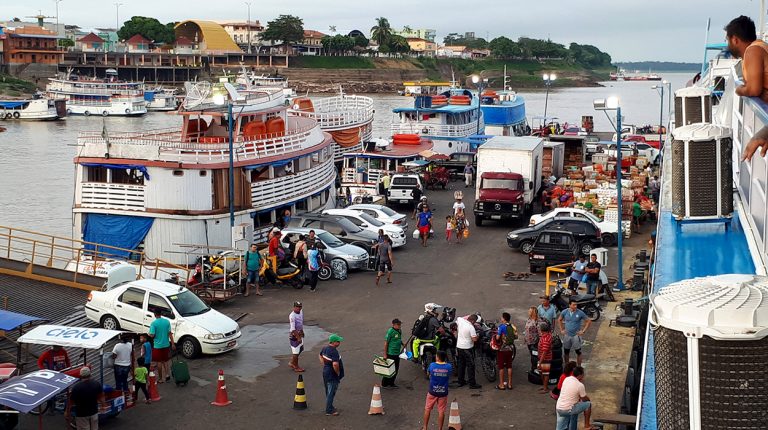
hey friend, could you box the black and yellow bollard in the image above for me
[293,374,307,410]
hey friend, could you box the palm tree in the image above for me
[370,17,392,48]
[402,25,413,36]
[328,25,337,34]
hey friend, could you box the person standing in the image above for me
[445,216,454,243]
[537,322,553,393]
[268,230,283,266]
[382,318,403,388]
[110,334,132,396]
[417,205,433,247]
[149,308,174,383]
[412,188,424,218]
[555,366,594,430]
[558,300,592,366]
[421,350,453,430]
[455,314,481,389]
[289,302,305,373]
[375,235,394,286]
[537,295,558,329]
[132,358,151,405]
[66,367,105,430]
[524,306,541,372]
[294,234,308,275]
[584,254,602,295]
[319,334,345,416]
[244,243,263,297]
[495,312,516,390]
[463,162,474,188]
[307,243,321,292]
[139,333,152,368]
[569,255,588,291]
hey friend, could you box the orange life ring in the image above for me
[292,97,314,113]
[449,95,471,105]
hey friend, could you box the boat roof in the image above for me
[344,139,434,159]
[481,136,543,151]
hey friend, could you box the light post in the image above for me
[542,73,557,122]
[55,0,63,40]
[593,96,625,291]
[471,74,487,135]
[114,3,123,33]
[245,2,252,54]
[213,92,237,232]
[651,81,667,148]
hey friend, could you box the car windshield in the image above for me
[379,206,398,216]
[359,212,384,226]
[481,178,521,189]
[318,232,345,248]
[334,217,363,233]
[168,290,210,317]
[583,212,601,223]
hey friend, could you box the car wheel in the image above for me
[180,336,201,359]
[601,233,616,247]
[580,242,593,256]
[519,240,534,254]
[475,216,483,227]
[101,315,120,330]
[318,265,332,281]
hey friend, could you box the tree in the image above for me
[489,36,520,59]
[353,35,369,48]
[328,25,336,34]
[386,34,410,55]
[117,16,175,44]
[441,33,488,49]
[58,38,75,48]
[370,17,392,47]
[402,25,413,35]
[569,42,611,67]
[261,14,304,51]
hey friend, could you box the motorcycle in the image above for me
[549,281,602,321]
[473,312,499,383]
[408,305,457,377]
[424,166,450,190]
[261,255,304,289]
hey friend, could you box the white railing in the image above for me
[80,182,146,211]
[341,167,386,185]
[47,80,144,97]
[251,158,335,208]
[390,118,484,138]
[290,95,375,130]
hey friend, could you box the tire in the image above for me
[330,258,348,280]
[291,277,304,289]
[519,240,534,254]
[601,233,616,247]
[84,110,91,116]
[353,196,362,204]
[66,108,72,115]
[482,354,497,382]
[12,112,20,119]
[421,350,435,374]
[584,304,601,321]
[179,336,201,359]
[100,314,120,330]
[474,216,483,227]
[318,265,332,281]
[125,109,131,115]
[579,242,593,256]
[102,110,109,117]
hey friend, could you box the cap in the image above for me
[329,333,344,343]
[392,318,402,324]
[539,295,550,300]
[79,367,91,378]
[293,301,302,307]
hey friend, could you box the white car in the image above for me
[634,143,660,164]
[529,207,621,246]
[85,279,241,359]
[323,208,407,247]
[347,204,409,231]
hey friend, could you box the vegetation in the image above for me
[0,74,37,97]
[290,56,375,69]
[261,15,304,50]
[58,38,74,48]
[320,34,368,55]
[443,33,489,49]
[369,18,411,55]
[117,16,175,44]
[370,17,393,48]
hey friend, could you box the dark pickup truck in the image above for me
[434,152,476,179]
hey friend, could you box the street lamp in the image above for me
[212,90,237,234]
[55,0,63,39]
[114,3,123,32]
[245,2,252,54]
[471,74,487,135]
[593,96,625,291]
[651,82,666,149]
[542,73,557,122]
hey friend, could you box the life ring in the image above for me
[102,111,109,117]
[3,113,10,120]
[84,110,91,116]
[125,109,131,115]
[392,133,421,145]
[12,112,20,119]
[449,95,471,105]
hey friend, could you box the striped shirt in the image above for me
[538,332,553,361]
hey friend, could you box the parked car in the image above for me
[347,203,409,231]
[323,208,407,247]
[506,216,602,255]
[634,142,661,164]
[280,228,370,272]
[528,230,579,273]
[287,214,378,251]
[529,207,620,246]
[387,173,423,207]
[85,279,241,359]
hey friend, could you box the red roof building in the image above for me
[76,32,105,52]
[126,34,150,52]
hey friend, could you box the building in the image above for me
[0,25,5,65]
[94,28,118,51]
[437,45,467,58]
[296,29,326,55]
[174,36,194,54]
[174,20,241,53]
[125,34,150,52]
[2,26,63,64]
[76,32,105,52]
[219,20,263,52]
[0,21,65,39]
[394,28,436,42]
[406,37,436,57]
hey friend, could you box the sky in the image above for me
[2,0,765,61]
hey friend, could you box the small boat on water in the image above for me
[235,66,296,99]
[609,68,662,81]
[398,81,455,96]
[46,69,147,117]
[0,95,66,120]
[145,87,180,111]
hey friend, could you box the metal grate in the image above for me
[675,96,683,127]
[671,139,687,217]
[654,327,690,430]
[720,137,734,215]
[699,336,768,429]
[675,95,712,125]
[687,140,718,216]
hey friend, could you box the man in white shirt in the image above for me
[111,334,133,395]
[555,366,593,430]
[455,314,481,389]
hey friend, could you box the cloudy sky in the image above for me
[3,0,764,61]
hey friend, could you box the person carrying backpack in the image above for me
[411,303,442,360]
[494,312,517,390]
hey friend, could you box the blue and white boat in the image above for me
[479,89,528,137]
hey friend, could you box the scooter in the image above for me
[408,306,457,377]
[261,256,304,289]
[549,281,602,321]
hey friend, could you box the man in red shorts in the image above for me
[416,205,433,247]
[422,350,452,430]
[494,312,517,390]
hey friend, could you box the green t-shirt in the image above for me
[245,250,261,272]
[633,202,642,217]
[149,317,172,348]
[385,327,402,356]
[134,366,148,384]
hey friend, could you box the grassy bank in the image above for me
[0,74,37,97]
[290,56,376,69]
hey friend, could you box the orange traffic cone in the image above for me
[293,374,307,410]
[448,398,462,430]
[367,384,384,415]
[211,369,232,406]
[147,370,161,402]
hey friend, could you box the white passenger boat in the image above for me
[46,70,147,117]
[0,96,66,120]
[145,87,180,111]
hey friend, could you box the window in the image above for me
[555,212,571,218]
[118,288,145,309]
[173,170,184,176]
[147,293,174,319]
[199,171,207,177]
[345,216,363,226]
[322,222,344,235]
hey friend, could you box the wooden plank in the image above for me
[594,413,636,425]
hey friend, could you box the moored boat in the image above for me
[479,89,528,137]
[46,70,147,117]
[0,96,66,120]
[145,87,180,111]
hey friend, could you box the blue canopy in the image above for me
[0,101,27,109]
[0,310,47,331]
[83,214,154,259]
[81,163,150,180]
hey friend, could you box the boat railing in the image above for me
[47,82,144,97]
[80,182,146,212]
[290,95,375,130]
[251,157,335,208]
[390,118,484,138]
[340,167,386,185]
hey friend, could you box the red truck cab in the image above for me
[473,172,528,226]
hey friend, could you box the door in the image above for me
[143,292,177,332]
[116,287,147,332]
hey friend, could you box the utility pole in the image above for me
[55,0,63,40]
[114,3,123,32]
[245,2,252,54]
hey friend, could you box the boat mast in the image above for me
[701,18,711,75]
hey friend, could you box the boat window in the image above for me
[87,166,108,183]
[148,293,175,319]
[173,170,184,176]
[118,287,145,309]
[112,168,145,185]
[199,171,207,177]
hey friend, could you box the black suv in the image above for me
[287,214,378,251]
[506,216,601,256]
[528,230,579,273]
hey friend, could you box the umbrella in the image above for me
[0,370,78,413]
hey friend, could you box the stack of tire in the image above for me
[527,334,564,386]
[621,302,648,415]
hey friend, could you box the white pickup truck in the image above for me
[386,173,423,207]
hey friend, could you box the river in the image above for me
[0,72,693,238]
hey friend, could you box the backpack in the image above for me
[411,314,431,339]
[490,323,517,351]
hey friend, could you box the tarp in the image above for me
[0,101,27,109]
[0,370,79,413]
[80,163,150,180]
[0,310,47,331]
[83,214,154,259]
[17,325,123,349]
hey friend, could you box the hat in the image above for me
[329,333,344,343]
[392,318,402,324]
[539,295,550,300]
[79,367,91,378]
[293,301,302,307]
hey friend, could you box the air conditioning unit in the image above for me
[670,123,732,220]
[651,275,768,430]
[674,86,712,126]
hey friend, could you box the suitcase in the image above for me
[172,356,190,386]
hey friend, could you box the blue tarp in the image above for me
[144,91,156,102]
[81,163,150,180]
[0,101,27,109]
[83,214,154,259]
[0,310,46,331]
[0,370,79,413]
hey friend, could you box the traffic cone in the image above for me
[448,398,462,430]
[367,384,384,415]
[211,369,232,406]
[147,370,161,402]
[293,374,307,410]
